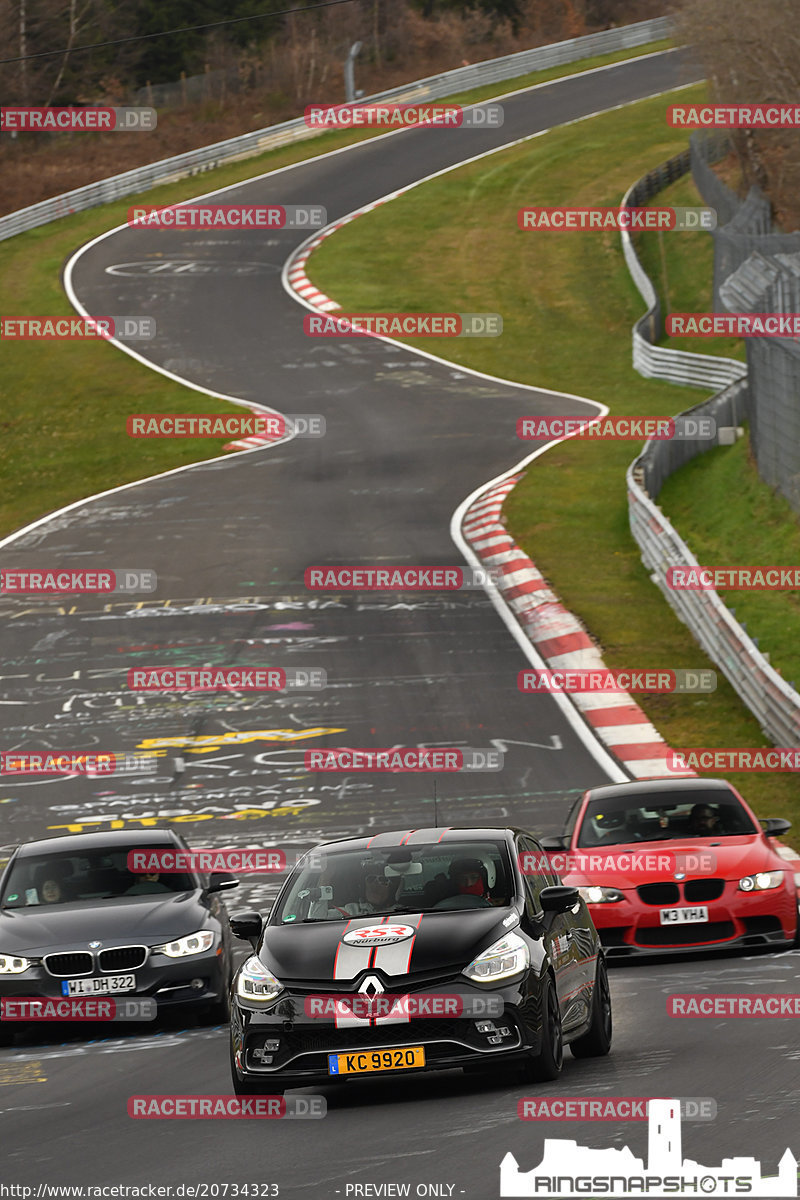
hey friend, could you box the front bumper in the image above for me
[0,945,228,1012]
[231,979,540,1086]
[587,884,796,956]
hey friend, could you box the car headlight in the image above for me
[463,932,529,983]
[0,954,31,974]
[578,886,624,904]
[236,956,283,1003]
[738,871,784,892]
[153,930,215,958]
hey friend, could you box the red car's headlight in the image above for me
[738,871,784,892]
[578,886,624,904]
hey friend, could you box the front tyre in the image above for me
[523,975,563,1082]
[570,956,612,1059]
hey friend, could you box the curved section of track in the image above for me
[5,49,797,1196]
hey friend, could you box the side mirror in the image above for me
[207,871,239,894]
[761,818,792,837]
[539,835,567,850]
[540,885,579,914]
[230,911,263,942]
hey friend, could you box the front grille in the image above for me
[684,879,725,902]
[637,883,680,906]
[282,1019,475,1052]
[99,946,147,972]
[44,952,93,977]
[634,921,735,947]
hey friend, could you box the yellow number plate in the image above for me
[328,1046,425,1075]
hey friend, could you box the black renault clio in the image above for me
[230,826,611,1093]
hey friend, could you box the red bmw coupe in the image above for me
[541,778,800,956]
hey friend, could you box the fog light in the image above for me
[190,978,204,990]
[496,1026,510,1036]
[265,1038,280,1051]
[487,1034,503,1044]
[475,1021,496,1034]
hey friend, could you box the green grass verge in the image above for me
[306,83,800,832]
[0,36,672,539]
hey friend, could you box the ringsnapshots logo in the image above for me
[0,568,156,594]
[128,1095,326,1119]
[518,207,715,231]
[305,747,503,772]
[499,1097,798,1197]
[128,204,326,229]
[304,313,502,338]
[518,669,716,694]
[0,106,156,131]
[304,102,504,129]
[667,748,800,772]
[1,316,155,340]
[127,666,327,692]
[305,565,501,590]
[518,1097,717,1122]
[517,416,716,441]
[126,413,325,439]
[0,997,156,1022]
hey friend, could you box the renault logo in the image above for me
[357,975,385,996]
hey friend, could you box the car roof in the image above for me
[312,827,519,854]
[584,778,738,803]
[12,829,183,858]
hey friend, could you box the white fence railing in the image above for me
[0,17,671,243]
[623,159,800,745]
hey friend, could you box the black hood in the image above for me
[0,892,206,954]
[260,908,518,982]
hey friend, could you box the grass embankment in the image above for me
[0,37,672,539]
[307,84,800,831]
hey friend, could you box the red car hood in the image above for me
[561,836,785,888]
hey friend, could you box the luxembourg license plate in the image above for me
[63,974,136,996]
[659,907,709,925]
[328,1047,425,1076]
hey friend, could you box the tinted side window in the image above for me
[518,836,554,914]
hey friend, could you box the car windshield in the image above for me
[575,791,758,848]
[0,848,195,908]
[273,840,514,923]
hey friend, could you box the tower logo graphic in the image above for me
[500,1098,797,1197]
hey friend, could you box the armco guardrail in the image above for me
[623,162,800,746]
[620,154,747,391]
[0,17,670,243]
